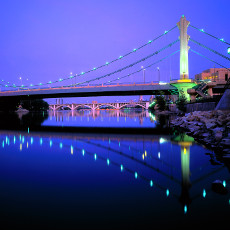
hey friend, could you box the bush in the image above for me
[176,89,187,112]
[155,92,167,111]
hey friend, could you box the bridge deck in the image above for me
[0,83,178,99]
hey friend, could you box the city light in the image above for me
[228,47,230,54]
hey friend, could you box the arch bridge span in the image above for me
[49,101,149,111]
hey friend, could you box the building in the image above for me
[195,68,230,81]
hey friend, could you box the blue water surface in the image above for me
[0,126,229,229]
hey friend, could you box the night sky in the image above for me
[0,0,229,103]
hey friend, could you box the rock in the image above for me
[205,122,217,129]
[212,180,228,194]
[202,133,210,137]
[215,131,223,141]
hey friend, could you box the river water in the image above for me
[0,110,229,229]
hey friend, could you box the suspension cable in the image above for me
[1,25,178,89]
[190,49,230,89]
[107,50,180,84]
[190,38,230,62]
[189,24,230,46]
[65,50,180,86]
[65,40,179,86]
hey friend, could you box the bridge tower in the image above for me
[177,15,190,80]
[170,15,196,101]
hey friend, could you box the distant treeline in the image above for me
[0,98,49,112]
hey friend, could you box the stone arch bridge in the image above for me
[49,101,149,111]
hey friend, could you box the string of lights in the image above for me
[64,40,179,87]
[190,38,230,62]
[189,24,230,46]
[0,25,177,89]
[105,50,180,84]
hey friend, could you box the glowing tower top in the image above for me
[177,15,190,79]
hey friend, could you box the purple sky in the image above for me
[0,0,229,103]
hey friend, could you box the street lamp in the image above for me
[157,67,160,82]
[19,77,22,87]
[141,66,145,83]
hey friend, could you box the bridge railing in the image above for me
[0,81,169,92]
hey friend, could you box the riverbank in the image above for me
[170,110,230,155]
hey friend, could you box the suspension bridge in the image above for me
[0,15,229,106]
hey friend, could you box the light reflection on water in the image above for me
[0,129,229,228]
[43,109,156,127]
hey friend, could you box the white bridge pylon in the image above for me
[49,101,150,111]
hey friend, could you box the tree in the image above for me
[21,99,49,111]
[176,89,188,112]
[155,91,167,111]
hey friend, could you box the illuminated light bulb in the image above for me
[166,189,170,197]
[164,30,168,34]
[20,143,22,151]
[105,62,109,65]
[49,140,52,147]
[203,189,206,198]
[220,38,224,42]
[120,164,123,172]
[39,83,42,85]
[150,180,153,187]
[49,81,52,84]
[119,55,123,59]
[135,172,138,179]
[40,138,43,145]
[60,142,63,149]
[148,40,152,43]
[81,72,85,75]
[71,145,73,155]
[142,154,144,160]
[31,137,33,144]
[200,29,204,32]
[93,67,97,70]
[30,84,34,86]
[94,153,97,160]
[184,205,187,214]
[133,48,137,52]
[119,142,120,147]
[107,158,110,165]
[28,127,29,134]
[223,180,226,187]
[22,136,25,144]
[109,138,111,144]
[19,135,21,141]
[59,78,63,81]
[145,150,147,157]
[27,142,29,148]
[2,141,4,148]
[14,136,16,144]
[82,149,85,156]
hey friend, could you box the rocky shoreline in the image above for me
[170,110,230,155]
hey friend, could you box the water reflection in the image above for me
[1,130,229,218]
[45,109,154,127]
